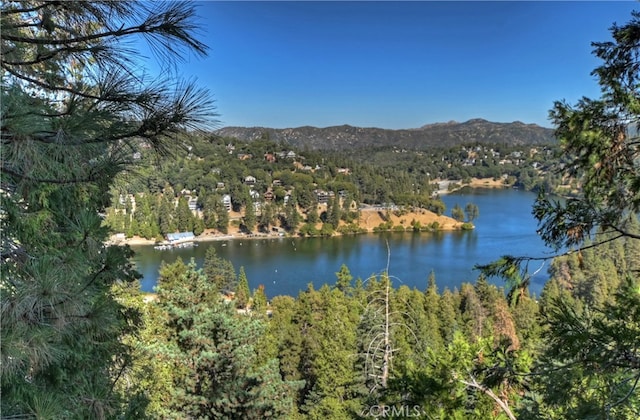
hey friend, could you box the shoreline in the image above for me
[108,179,508,247]
[109,210,463,247]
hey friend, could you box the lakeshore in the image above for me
[109,178,509,247]
[132,188,551,299]
[109,207,464,246]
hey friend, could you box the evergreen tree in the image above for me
[480,11,640,417]
[203,247,236,293]
[143,259,299,418]
[236,266,251,309]
[283,194,301,232]
[465,202,479,222]
[215,198,230,234]
[307,205,319,224]
[243,193,257,233]
[335,263,354,294]
[451,203,465,222]
[252,285,268,315]
[258,202,276,232]
[175,196,194,232]
[0,2,215,417]
[159,193,177,234]
[297,285,365,418]
[326,197,341,229]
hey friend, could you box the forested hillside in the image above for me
[215,118,556,151]
[102,132,563,241]
[2,2,639,419]
[117,225,640,418]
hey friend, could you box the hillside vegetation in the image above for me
[216,118,556,151]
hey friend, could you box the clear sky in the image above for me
[149,1,638,129]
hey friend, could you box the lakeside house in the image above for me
[166,232,195,244]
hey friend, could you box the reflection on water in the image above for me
[132,189,552,298]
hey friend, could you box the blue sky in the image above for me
[148,1,638,129]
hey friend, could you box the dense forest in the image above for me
[110,225,639,419]
[102,132,564,241]
[2,2,640,419]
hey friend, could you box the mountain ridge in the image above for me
[215,119,556,151]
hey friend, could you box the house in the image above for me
[337,167,350,175]
[264,190,274,201]
[187,197,198,211]
[166,231,195,243]
[238,153,253,160]
[216,182,225,189]
[272,179,282,187]
[244,175,256,185]
[314,189,330,204]
[249,189,260,201]
[222,194,232,211]
[264,153,276,163]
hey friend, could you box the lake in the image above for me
[131,188,555,298]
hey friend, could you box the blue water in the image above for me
[131,188,554,298]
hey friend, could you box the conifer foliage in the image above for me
[1,1,215,417]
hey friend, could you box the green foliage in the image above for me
[203,247,237,294]
[335,264,354,293]
[451,203,465,222]
[337,222,367,235]
[243,198,257,233]
[373,221,394,232]
[236,266,251,309]
[0,1,214,417]
[299,222,320,237]
[138,259,300,418]
[480,11,640,418]
[252,285,268,315]
[465,202,480,222]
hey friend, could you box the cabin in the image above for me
[314,189,330,204]
[222,194,232,211]
[249,189,260,201]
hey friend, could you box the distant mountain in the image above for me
[214,119,556,151]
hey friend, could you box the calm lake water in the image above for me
[131,188,555,298]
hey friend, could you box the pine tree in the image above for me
[236,266,251,309]
[465,202,479,222]
[140,259,300,418]
[252,285,268,316]
[175,196,194,232]
[1,2,215,417]
[203,247,236,293]
[335,263,354,294]
[158,193,176,234]
[243,191,257,233]
[283,194,301,232]
[451,203,465,222]
[479,11,640,416]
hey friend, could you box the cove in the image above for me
[131,188,554,298]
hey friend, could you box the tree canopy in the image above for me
[479,10,640,417]
[1,2,215,417]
